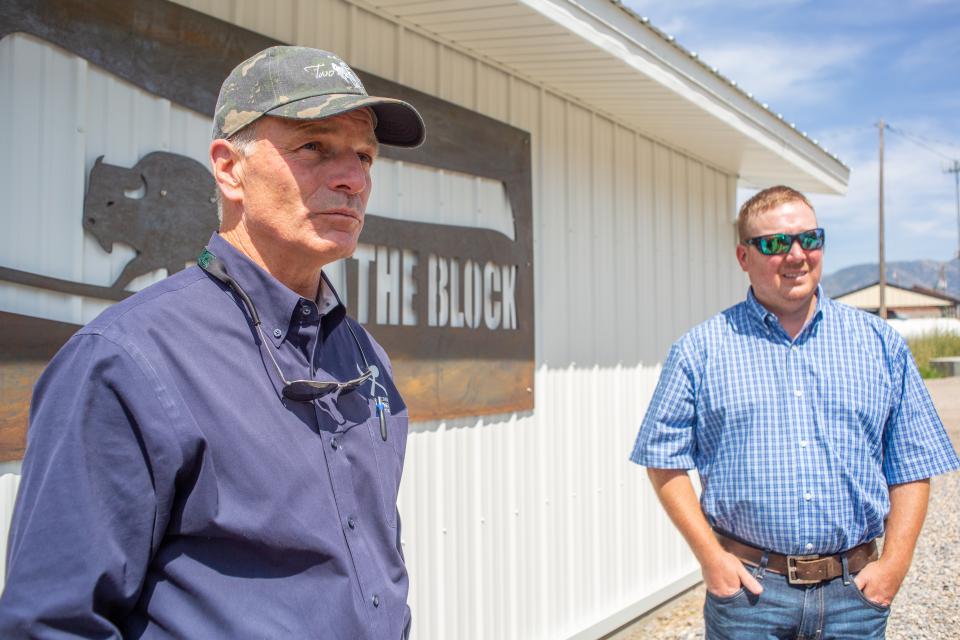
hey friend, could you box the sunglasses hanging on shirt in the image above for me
[197,247,390,440]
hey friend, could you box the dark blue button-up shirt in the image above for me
[0,234,410,639]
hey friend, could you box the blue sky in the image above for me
[624,0,960,275]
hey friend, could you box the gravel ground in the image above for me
[607,377,960,640]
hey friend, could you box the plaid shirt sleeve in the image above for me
[630,340,699,469]
[882,340,960,484]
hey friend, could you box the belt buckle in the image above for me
[786,555,821,585]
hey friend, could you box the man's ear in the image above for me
[210,139,244,205]
[735,243,749,272]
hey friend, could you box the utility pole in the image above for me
[947,159,960,261]
[878,120,887,319]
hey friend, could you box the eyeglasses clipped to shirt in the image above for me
[197,247,391,440]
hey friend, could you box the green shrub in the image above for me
[907,332,960,379]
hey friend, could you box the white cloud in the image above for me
[623,0,811,40]
[626,0,808,12]
[737,120,959,272]
[892,25,960,72]
[625,3,875,109]
[809,122,959,270]
[901,217,949,237]
[906,0,957,7]
[623,0,958,271]
[694,39,871,108]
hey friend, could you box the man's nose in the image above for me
[786,238,806,260]
[330,152,367,195]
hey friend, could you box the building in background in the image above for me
[837,282,960,318]
[0,1,848,638]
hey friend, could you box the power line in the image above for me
[878,121,960,264]
[887,125,960,152]
[885,124,960,162]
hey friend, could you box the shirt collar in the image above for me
[205,234,345,348]
[745,287,777,329]
[317,274,341,317]
[744,284,826,338]
[810,285,826,325]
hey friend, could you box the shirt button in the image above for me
[331,437,339,450]
[804,492,813,501]
[805,542,814,552]
[272,328,282,338]
[301,305,311,316]
[799,440,808,448]
[372,594,380,608]
[794,389,803,397]
[348,517,356,530]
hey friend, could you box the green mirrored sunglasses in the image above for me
[745,228,825,255]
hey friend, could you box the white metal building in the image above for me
[0,1,848,638]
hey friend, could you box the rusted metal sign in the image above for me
[0,0,534,460]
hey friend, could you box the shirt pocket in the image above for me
[367,413,407,529]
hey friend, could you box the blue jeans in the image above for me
[703,558,890,639]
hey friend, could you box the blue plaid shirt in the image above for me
[630,287,960,555]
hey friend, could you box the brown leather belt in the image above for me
[715,531,879,585]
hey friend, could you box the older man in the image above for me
[0,46,424,639]
[631,185,959,639]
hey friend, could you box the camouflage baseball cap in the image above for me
[213,46,425,147]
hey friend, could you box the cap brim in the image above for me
[369,101,426,148]
[266,94,425,148]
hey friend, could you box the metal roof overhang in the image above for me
[360,0,849,195]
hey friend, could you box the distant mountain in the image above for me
[822,258,960,299]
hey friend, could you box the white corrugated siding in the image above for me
[0,472,21,594]
[0,2,747,636]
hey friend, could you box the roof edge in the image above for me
[522,0,849,193]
